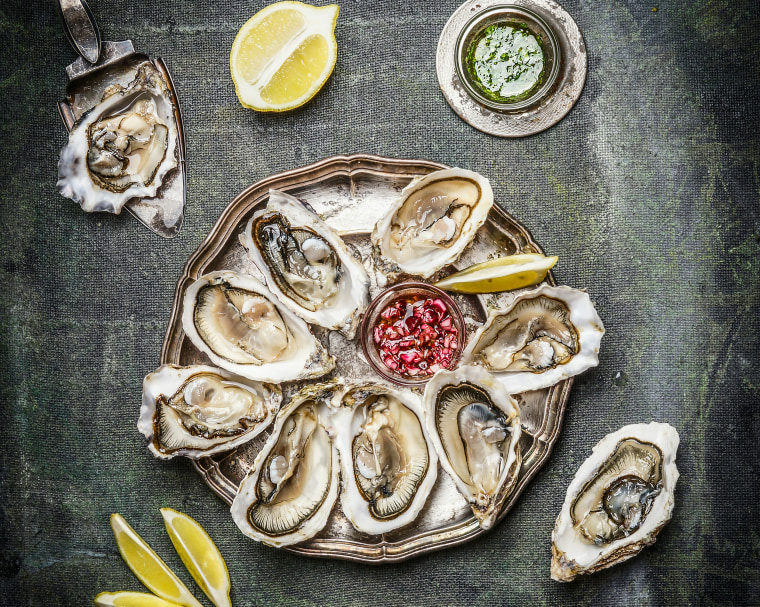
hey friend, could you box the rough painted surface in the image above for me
[1,0,759,605]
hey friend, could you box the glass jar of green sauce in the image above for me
[455,6,561,112]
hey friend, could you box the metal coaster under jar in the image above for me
[455,6,561,112]
[437,0,587,137]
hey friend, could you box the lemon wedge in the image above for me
[110,514,204,607]
[433,254,558,293]
[230,1,339,111]
[94,591,184,607]
[161,508,232,607]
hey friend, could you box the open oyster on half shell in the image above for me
[242,190,370,338]
[57,63,179,214]
[138,364,281,459]
[461,285,605,393]
[423,365,522,529]
[371,168,493,278]
[551,422,680,581]
[335,384,438,535]
[182,270,335,383]
[231,382,343,548]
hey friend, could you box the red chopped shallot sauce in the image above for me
[372,295,459,378]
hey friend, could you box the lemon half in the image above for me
[230,1,339,111]
[433,254,558,293]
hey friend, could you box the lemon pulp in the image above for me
[110,514,203,607]
[230,1,339,111]
[94,591,184,607]
[434,254,558,293]
[161,508,232,607]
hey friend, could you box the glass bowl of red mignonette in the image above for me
[360,281,466,387]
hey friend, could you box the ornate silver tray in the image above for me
[160,154,572,562]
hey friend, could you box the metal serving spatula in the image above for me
[56,0,186,239]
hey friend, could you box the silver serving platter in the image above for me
[160,154,571,562]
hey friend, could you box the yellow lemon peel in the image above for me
[230,1,339,111]
[433,254,558,293]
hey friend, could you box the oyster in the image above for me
[551,422,680,582]
[57,63,179,214]
[242,190,370,338]
[138,364,280,459]
[181,270,335,383]
[231,382,342,547]
[371,168,494,278]
[461,285,605,393]
[423,366,521,529]
[335,384,438,535]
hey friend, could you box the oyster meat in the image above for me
[335,384,438,535]
[461,285,605,393]
[182,270,335,383]
[423,365,522,529]
[242,190,370,338]
[231,382,342,548]
[138,364,281,459]
[57,63,179,214]
[371,168,494,278]
[551,422,680,581]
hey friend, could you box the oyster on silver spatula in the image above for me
[551,422,680,581]
[57,63,179,214]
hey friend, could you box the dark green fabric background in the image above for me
[2,0,759,605]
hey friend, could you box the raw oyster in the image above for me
[335,384,438,535]
[551,422,679,582]
[138,364,280,459]
[231,382,342,547]
[371,168,494,278]
[182,270,335,383]
[423,365,521,529]
[57,63,179,214]
[461,285,605,393]
[242,190,370,338]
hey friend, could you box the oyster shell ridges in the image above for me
[181,270,335,383]
[423,365,522,529]
[138,364,281,460]
[57,63,179,214]
[551,422,680,581]
[461,284,605,393]
[242,189,370,339]
[371,168,494,278]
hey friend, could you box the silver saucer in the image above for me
[436,0,587,137]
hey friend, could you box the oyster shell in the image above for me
[138,364,280,459]
[423,365,521,529]
[231,382,342,547]
[335,384,438,535]
[461,285,605,393]
[57,63,179,214]
[551,422,680,582]
[242,190,370,338]
[181,270,335,383]
[371,168,494,278]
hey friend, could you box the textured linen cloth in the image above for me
[1,0,759,605]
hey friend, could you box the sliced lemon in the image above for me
[161,508,232,607]
[110,514,204,607]
[230,1,339,111]
[94,591,184,607]
[433,254,558,293]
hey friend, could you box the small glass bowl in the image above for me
[360,281,466,387]
[455,5,561,112]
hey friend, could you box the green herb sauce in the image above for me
[466,22,546,103]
